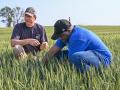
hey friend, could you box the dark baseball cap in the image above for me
[51,19,71,40]
[25,7,36,17]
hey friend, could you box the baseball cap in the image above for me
[51,19,71,40]
[25,7,36,17]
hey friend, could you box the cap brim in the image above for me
[25,12,34,17]
[51,33,60,40]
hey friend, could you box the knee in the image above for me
[13,45,26,57]
[69,52,84,63]
[13,45,24,51]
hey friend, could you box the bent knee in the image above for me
[69,52,85,63]
[13,45,25,57]
[69,52,85,59]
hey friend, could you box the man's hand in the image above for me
[40,42,48,50]
[42,54,49,64]
[42,45,61,64]
[28,39,40,46]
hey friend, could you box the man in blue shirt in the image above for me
[43,19,112,72]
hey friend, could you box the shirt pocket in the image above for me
[35,34,41,40]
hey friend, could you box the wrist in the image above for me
[24,39,30,44]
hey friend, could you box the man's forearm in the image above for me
[42,51,54,63]
[42,45,61,63]
[11,39,30,47]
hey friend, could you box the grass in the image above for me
[0,26,120,90]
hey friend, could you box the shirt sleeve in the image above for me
[55,39,66,49]
[40,26,48,42]
[11,24,21,40]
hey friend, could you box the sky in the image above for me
[0,0,120,27]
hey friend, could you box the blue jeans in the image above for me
[54,50,110,72]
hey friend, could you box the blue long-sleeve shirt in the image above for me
[55,26,112,64]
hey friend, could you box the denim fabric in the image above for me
[54,50,111,72]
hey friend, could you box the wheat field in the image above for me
[0,26,120,90]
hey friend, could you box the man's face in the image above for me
[59,31,70,41]
[24,14,36,27]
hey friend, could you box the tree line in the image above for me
[0,6,24,27]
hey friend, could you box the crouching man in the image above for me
[11,7,48,59]
[43,19,112,73]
